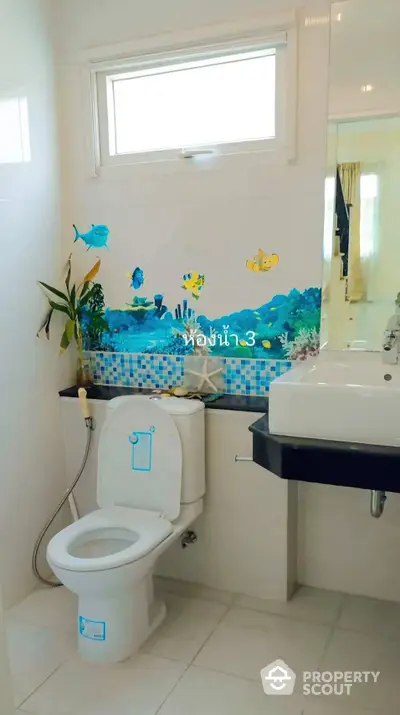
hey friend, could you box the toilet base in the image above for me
[77,575,166,663]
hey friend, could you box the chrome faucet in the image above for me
[382,294,400,364]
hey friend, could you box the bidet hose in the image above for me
[32,417,93,587]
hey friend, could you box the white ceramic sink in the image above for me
[269,350,400,447]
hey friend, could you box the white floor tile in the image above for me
[22,653,185,715]
[194,607,331,687]
[10,583,400,715]
[337,594,400,639]
[303,698,383,715]
[143,593,227,664]
[234,586,344,626]
[319,628,400,714]
[158,665,304,715]
[6,621,76,707]
[7,588,77,634]
[155,577,235,605]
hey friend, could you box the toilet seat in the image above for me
[47,507,173,573]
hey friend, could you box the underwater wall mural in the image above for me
[81,281,322,361]
[66,226,321,362]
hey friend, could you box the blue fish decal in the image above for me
[128,267,144,290]
[73,224,110,250]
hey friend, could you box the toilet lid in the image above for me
[97,396,182,520]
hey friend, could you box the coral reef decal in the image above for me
[82,285,321,360]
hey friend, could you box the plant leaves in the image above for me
[60,319,75,353]
[37,308,54,339]
[48,300,72,318]
[92,316,109,332]
[74,321,83,352]
[82,258,101,285]
[65,253,72,294]
[80,282,88,298]
[38,281,69,303]
[78,286,96,308]
[45,310,53,339]
[70,284,76,312]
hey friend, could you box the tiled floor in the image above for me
[5,578,400,715]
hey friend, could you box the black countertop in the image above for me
[59,385,266,413]
[250,413,400,493]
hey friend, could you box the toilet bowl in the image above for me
[47,396,205,663]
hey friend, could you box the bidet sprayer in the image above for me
[33,386,94,585]
[78,387,93,428]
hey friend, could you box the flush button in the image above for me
[384,374,392,382]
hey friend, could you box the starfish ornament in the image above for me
[186,357,223,393]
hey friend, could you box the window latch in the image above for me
[180,148,215,159]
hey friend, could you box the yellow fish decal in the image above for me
[239,339,248,347]
[262,340,272,349]
[182,272,205,300]
[246,249,279,273]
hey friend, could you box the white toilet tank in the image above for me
[97,396,205,521]
[155,397,205,505]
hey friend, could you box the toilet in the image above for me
[47,395,205,663]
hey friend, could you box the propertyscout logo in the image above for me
[261,660,296,695]
[261,660,380,697]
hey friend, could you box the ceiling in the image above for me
[329,0,400,117]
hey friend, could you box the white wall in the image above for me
[0,0,70,607]
[51,0,331,601]
[298,483,400,602]
[51,0,330,330]
[50,0,400,604]
[0,590,13,715]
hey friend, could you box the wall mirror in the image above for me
[321,0,400,350]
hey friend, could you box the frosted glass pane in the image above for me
[112,53,276,154]
[360,173,378,199]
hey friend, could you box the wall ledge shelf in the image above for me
[59,385,266,413]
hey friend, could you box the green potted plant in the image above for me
[37,255,105,385]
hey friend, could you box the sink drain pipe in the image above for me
[370,490,387,518]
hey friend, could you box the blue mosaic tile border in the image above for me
[87,352,185,389]
[223,357,292,395]
[87,352,292,395]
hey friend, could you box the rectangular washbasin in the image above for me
[269,350,400,447]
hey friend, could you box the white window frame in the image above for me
[86,22,297,173]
